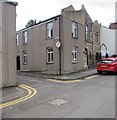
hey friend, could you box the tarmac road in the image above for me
[2,74,115,118]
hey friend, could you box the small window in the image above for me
[72,22,78,38]
[16,34,19,46]
[47,47,53,63]
[85,25,88,40]
[23,50,28,64]
[72,47,78,63]
[23,31,28,44]
[47,22,53,39]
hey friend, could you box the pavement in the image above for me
[1,68,97,106]
[19,68,97,80]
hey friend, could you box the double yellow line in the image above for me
[0,84,37,109]
[48,79,82,83]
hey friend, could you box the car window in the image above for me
[100,59,113,63]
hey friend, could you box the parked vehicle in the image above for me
[97,57,117,74]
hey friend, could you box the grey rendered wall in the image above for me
[61,11,85,74]
[0,2,2,88]
[2,2,17,87]
[19,17,60,74]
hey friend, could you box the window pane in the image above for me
[23,50,27,64]
[47,48,53,63]
[16,34,19,46]
[23,31,28,44]
[72,47,78,63]
[47,22,53,38]
[72,22,77,38]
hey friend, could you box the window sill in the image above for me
[72,37,78,39]
[23,63,28,65]
[47,37,53,40]
[47,62,54,64]
[72,61,77,64]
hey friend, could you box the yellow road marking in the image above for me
[48,75,99,83]
[47,79,82,83]
[84,75,98,80]
[0,84,37,109]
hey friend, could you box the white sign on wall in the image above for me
[56,41,61,48]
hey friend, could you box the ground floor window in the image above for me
[47,47,53,63]
[23,50,28,64]
[72,47,78,63]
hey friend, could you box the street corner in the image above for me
[0,84,37,109]
[47,78,82,83]
[47,74,99,83]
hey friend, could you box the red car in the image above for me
[97,57,117,74]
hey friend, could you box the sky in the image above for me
[15,0,116,31]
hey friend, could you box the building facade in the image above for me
[100,26,115,57]
[17,5,100,75]
[109,22,117,29]
[0,0,18,87]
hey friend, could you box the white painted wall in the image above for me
[100,26,115,56]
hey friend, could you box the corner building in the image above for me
[17,5,100,75]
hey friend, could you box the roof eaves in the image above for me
[3,0,18,6]
[17,14,61,32]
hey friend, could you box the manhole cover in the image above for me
[49,98,68,106]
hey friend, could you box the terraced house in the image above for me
[16,5,100,75]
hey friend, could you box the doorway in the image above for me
[16,56,20,70]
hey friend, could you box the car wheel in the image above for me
[97,71,102,75]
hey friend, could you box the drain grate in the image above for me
[49,98,68,106]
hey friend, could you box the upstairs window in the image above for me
[47,47,53,63]
[16,34,19,46]
[72,22,78,38]
[72,47,78,63]
[23,31,28,44]
[47,22,53,39]
[85,25,88,40]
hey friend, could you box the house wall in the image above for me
[0,2,2,88]
[17,5,99,75]
[61,11,85,74]
[92,20,101,63]
[0,1,17,87]
[18,16,60,74]
[100,26,115,56]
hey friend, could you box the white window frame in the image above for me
[16,34,19,46]
[85,25,88,40]
[23,50,28,64]
[23,31,28,44]
[47,22,53,39]
[72,22,78,38]
[47,47,54,63]
[72,47,78,63]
